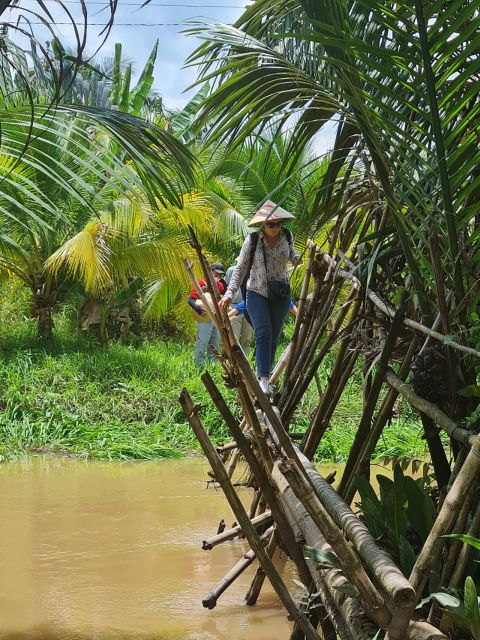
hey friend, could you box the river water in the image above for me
[0,456,316,640]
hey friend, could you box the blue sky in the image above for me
[12,0,249,109]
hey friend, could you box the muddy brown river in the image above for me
[0,455,341,640]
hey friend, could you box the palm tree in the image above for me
[186,1,480,332]
[0,30,195,339]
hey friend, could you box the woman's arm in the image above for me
[224,235,252,301]
[287,232,301,265]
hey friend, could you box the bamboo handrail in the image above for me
[385,370,477,447]
[315,246,480,359]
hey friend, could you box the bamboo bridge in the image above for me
[180,235,480,640]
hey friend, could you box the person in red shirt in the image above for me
[188,263,226,368]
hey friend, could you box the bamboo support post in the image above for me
[302,348,359,459]
[179,388,322,640]
[342,337,417,505]
[285,243,316,377]
[202,511,273,550]
[245,529,277,605]
[277,458,392,629]
[281,290,358,425]
[248,489,261,519]
[226,447,242,479]
[409,435,480,600]
[201,371,313,587]
[338,303,407,499]
[202,527,273,609]
[450,497,480,588]
[283,283,341,405]
[440,486,476,586]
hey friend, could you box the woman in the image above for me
[219,201,300,394]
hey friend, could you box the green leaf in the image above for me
[431,592,461,608]
[110,43,122,106]
[130,40,158,116]
[464,576,480,640]
[303,545,341,569]
[443,534,480,551]
[118,64,132,112]
[457,385,480,399]
[398,535,416,577]
[404,476,436,543]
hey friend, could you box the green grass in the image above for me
[0,288,428,463]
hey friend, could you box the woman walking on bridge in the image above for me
[219,201,301,395]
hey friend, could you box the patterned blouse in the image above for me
[225,230,298,300]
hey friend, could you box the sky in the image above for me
[11,0,249,109]
[9,0,336,154]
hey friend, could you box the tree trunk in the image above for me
[31,283,55,341]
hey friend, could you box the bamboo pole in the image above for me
[277,458,392,628]
[245,529,277,605]
[338,304,407,499]
[286,446,416,612]
[342,337,417,505]
[385,370,476,446]
[409,435,480,600]
[201,371,313,587]
[284,283,341,405]
[179,388,322,640]
[202,527,273,609]
[439,487,476,587]
[450,498,480,588]
[302,349,360,460]
[216,441,238,454]
[202,549,257,609]
[420,415,451,490]
[285,243,316,378]
[202,511,273,550]
[283,289,357,419]
[226,448,241,479]
[232,345,317,485]
[271,463,379,640]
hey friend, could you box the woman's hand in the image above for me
[291,254,302,267]
[218,295,230,308]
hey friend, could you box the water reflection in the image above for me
[0,457,292,640]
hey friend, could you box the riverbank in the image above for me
[0,312,429,463]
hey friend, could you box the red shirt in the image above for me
[189,279,225,299]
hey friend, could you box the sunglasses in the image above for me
[265,221,283,228]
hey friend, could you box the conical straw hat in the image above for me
[248,200,295,227]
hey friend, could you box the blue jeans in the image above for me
[195,321,220,368]
[246,290,290,377]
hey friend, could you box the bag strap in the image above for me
[246,231,259,279]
